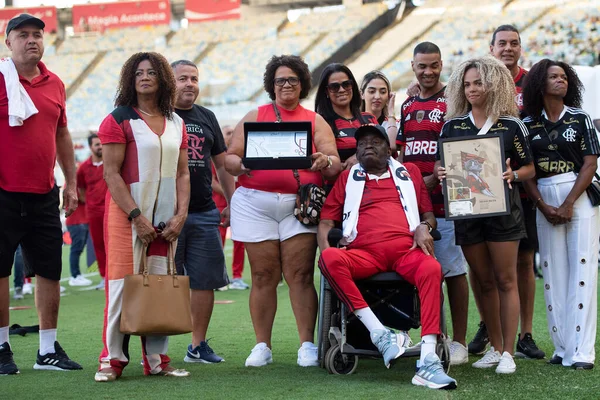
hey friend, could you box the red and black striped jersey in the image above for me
[330,112,378,162]
[397,87,446,217]
[514,67,528,115]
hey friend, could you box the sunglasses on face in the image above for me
[274,77,300,87]
[327,80,353,93]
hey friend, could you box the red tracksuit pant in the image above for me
[318,237,442,336]
[88,213,106,278]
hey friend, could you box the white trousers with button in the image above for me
[537,172,599,365]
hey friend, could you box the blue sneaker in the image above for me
[371,329,405,369]
[183,341,224,364]
[412,353,457,390]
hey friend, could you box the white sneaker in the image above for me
[60,286,66,293]
[245,343,273,367]
[69,275,92,287]
[13,287,24,300]
[496,351,516,374]
[229,278,249,290]
[449,341,469,366]
[95,278,106,290]
[22,282,33,295]
[472,346,501,369]
[297,342,319,367]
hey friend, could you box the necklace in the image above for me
[138,107,156,117]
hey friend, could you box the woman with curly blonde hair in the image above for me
[435,56,535,374]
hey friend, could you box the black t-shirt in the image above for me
[438,114,533,168]
[175,105,226,213]
[523,106,600,178]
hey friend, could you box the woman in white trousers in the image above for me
[522,59,600,369]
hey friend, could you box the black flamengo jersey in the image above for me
[329,112,378,162]
[523,107,600,178]
[439,114,533,168]
[397,87,447,217]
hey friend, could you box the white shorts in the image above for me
[230,186,317,243]
[435,217,467,278]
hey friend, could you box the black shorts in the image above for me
[518,196,538,251]
[454,188,527,246]
[0,186,63,280]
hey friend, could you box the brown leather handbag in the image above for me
[120,242,192,336]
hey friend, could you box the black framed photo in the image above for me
[439,133,510,220]
[243,121,312,170]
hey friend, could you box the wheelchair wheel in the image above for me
[325,344,358,375]
[436,335,450,373]
[319,285,333,368]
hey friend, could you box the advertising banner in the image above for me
[72,0,171,33]
[185,0,241,22]
[0,6,57,34]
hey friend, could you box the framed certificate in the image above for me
[439,134,510,220]
[243,121,313,170]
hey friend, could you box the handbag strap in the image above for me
[274,101,302,188]
[140,242,177,276]
[541,122,600,181]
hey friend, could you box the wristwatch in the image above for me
[513,171,519,182]
[420,221,433,232]
[128,207,141,221]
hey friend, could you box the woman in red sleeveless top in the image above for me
[225,55,341,368]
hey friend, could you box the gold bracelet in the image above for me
[532,197,542,210]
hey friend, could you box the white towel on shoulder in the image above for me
[341,157,420,246]
[0,57,38,126]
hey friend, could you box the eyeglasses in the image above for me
[274,77,300,87]
[327,80,353,93]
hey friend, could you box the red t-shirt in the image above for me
[238,104,322,194]
[211,163,228,210]
[66,201,87,226]
[397,87,446,217]
[0,61,67,194]
[320,163,432,249]
[77,157,108,217]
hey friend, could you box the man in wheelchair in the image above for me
[317,125,457,390]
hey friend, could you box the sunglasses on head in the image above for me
[274,77,300,87]
[327,80,353,93]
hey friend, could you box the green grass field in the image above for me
[4,243,600,399]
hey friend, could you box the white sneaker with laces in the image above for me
[229,278,249,290]
[22,282,33,295]
[472,346,501,369]
[496,351,516,374]
[449,341,469,365]
[297,342,319,367]
[69,275,92,287]
[245,343,273,367]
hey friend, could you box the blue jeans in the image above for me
[13,245,24,288]
[67,224,88,278]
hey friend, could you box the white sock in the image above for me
[0,326,9,345]
[354,308,386,334]
[419,334,437,365]
[39,329,57,356]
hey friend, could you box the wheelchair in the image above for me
[317,228,450,375]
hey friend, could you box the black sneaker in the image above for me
[468,321,489,355]
[0,342,19,375]
[515,333,545,359]
[33,341,82,371]
[547,355,563,365]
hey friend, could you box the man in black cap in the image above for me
[0,14,81,375]
[317,125,456,390]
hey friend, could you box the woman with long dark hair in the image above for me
[522,59,600,370]
[315,63,386,169]
[95,52,191,381]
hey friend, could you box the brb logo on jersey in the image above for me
[404,140,438,156]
